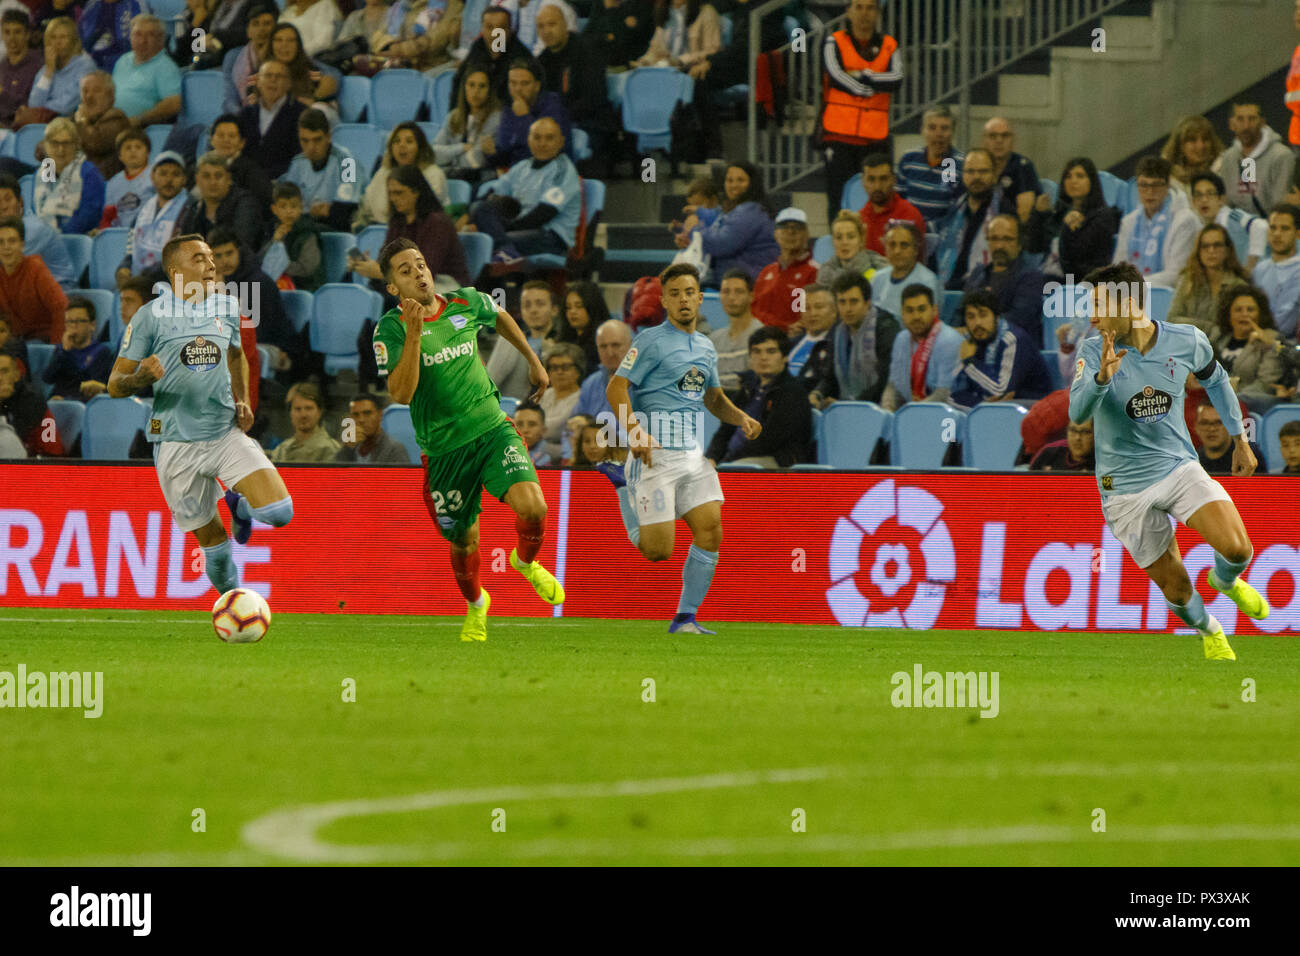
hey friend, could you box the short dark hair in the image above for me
[483,3,510,20]
[115,126,150,154]
[1190,171,1225,196]
[207,225,239,251]
[960,288,998,319]
[161,233,206,275]
[350,393,384,411]
[831,271,872,301]
[900,283,935,306]
[660,262,701,288]
[507,58,539,80]
[272,180,303,203]
[286,381,324,409]
[0,215,25,241]
[119,275,156,301]
[1279,420,1300,440]
[514,400,545,422]
[521,278,558,307]
[719,268,753,291]
[1215,284,1275,339]
[861,152,893,173]
[0,174,18,203]
[748,324,791,356]
[0,9,30,28]
[378,237,420,279]
[1270,202,1300,228]
[1082,262,1147,312]
[298,108,330,134]
[66,295,96,322]
[1135,155,1172,182]
[211,113,241,135]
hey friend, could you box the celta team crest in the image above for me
[678,366,706,397]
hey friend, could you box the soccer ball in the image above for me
[212,588,271,643]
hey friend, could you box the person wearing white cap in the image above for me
[751,206,820,330]
[115,149,188,286]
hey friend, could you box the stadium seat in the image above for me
[499,396,519,417]
[789,463,833,471]
[319,231,356,284]
[78,289,115,340]
[196,128,210,157]
[446,179,471,209]
[256,344,276,379]
[62,234,92,286]
[180,71,224,128]
[26,342,54,398]
[621,68,693,153]
[81,395,151,460]
[719,12,733,47]
[718,462,762,470]
[148,0,187,17]
[338,75,370,123]
[331,124,383,180]
[14,124,45,165]
[940,290,964,327]
[1261,404,1300,473]
[812,406,826,462]
[890,402,966,468]
[606,72,628,107]
[523,179,605,271]
[822,401,891,468]
[459,231,492,280]
[427,69,456,128]
[370,69,426,129]
[571,127,592,162]
[145,124,171,156]
[698,295,725,328]
[19,173,32,212]
[90,228,129,289]
[1098,170,1126,208]
[1041,349,1063,391]
[47,399,86,452]
[840,174,866,212]
[812,234,833,263]
[1147,284,1173,323]
[963,403,1028,469]
[310,284,382,374]
[382,404,420,462]
[697,408,721,452]
[1039,177,1058,205]
[280,289,313,335]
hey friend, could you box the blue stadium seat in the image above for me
[459,231,492,281]
[77,289,115,340]
[81,395,151,460]
[1098,170,1126,208]
[417,121,439,144]
[338,75,370,123]
[382,404,420,462]
[719,12,733,47]
[523,179,605,271]
[47,399,86,452]
[840,174,866,212]
[571,127,592,161]
[26,342,54,398]
[812,406,825,463]
[148,0,188,17]
[145,124,171,156]
[823,401,891,468]
[14,124,45,165]
[427,70,456,128]
[621,68,693,153]
[606,72,629,107]
[180,71,224,128]
[1039,177,1058,205]
[196,128,210,157]
[940,290,964,327]
[812,234,832,263]
[62,234,92,286]
[256,344,275,379]
[698,295,725,328]
[963,403,1028,469]
[107,293,126,349]
[90,228,129,289]
[352,224,387,285]
[310,284,382,374]
[1041,349,1063,391]
[697,408,721,453]
[499,396,519,417]
[18,174,32,213]
[890,402,966,468]
[1147,284,1173,323]
[1261,403,1300,473]
[331,124,383,180]
[446,179,471,209]
[370,69,426,129]
[319,231,357,284]
[280,289,313,335]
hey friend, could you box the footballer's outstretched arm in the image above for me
[494,307,549,401]
[386,298,427,405]
[704,386,761,438]
[107,356,162,398]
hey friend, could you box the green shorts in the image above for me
[421,419,538,542]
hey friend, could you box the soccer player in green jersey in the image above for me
[372,238,564,641]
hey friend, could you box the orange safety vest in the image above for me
[1288,44,1300,145]
[822,30,897,144]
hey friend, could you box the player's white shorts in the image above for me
[153,426,274,532]
[1100,459,1231,569]
[626,446,724,524]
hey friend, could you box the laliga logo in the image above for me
[826,479,955,628]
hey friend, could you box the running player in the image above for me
[107,234,294,596]
[1069,262,1268,661]
[372,238,563,641]
[604,263,761,634]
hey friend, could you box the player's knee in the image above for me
[641,544,672,562]
[251,496,293,527]
[694,524,721,552]
[519,501,547,523]
[1221,540,1253,566]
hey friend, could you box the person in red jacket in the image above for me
[858,153,926,256]
[0,217,68,345]
[752,207,820,330]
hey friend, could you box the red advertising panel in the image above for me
[2,464,1298,633]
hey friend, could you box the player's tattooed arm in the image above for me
[494,307,549,401]
[107,355,163,397]
[703,387,761,439]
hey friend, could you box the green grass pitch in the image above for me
[2,607,1298,866]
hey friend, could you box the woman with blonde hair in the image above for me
[33,117,106,234]
[1161,115,1224,197]
[817,210,886,288]
[356,121,450,227]
[19,16,95,125]
[1169,223,1248,337]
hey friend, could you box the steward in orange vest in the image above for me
[1287,42,1300,146]
[821,28,901,146]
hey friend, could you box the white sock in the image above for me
[469,592,486,609]
[1201,614,1221,637]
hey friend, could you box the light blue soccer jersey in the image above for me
[119,286,243,443]
[615,322,721,451]
[1069,321,1244,496]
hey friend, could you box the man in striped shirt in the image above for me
[897,104,965,223]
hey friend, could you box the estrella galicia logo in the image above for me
[1125,384,1173,423]
[677,366,706,397]
[180,336,222,371]
[826,480,955,628]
